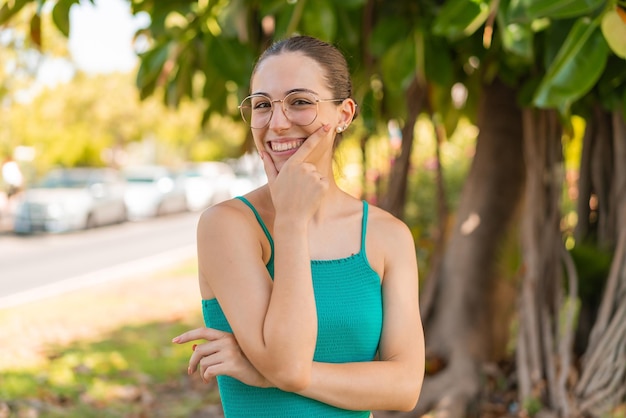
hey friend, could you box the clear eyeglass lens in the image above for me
[240,92,319,128]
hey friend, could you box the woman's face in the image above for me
[249,52,344,171]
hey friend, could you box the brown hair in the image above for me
[252,35,358,119]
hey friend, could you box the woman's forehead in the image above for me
[251,52,327,96]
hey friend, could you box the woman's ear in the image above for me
[338,98,356,128]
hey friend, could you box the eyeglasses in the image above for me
[239,91,345,129]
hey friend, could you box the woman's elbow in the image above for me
[395,372,423,411]
[268,362,311,392]
[393,388,421,411]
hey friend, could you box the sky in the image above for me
[68,0,149,74]
[34,0,148,90]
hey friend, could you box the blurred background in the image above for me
[1,1,626,417]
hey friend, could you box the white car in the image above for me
[123,165,188,220]
[180,162,236,211]
[13,168,128,234]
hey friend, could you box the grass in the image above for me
[0,258,223,417]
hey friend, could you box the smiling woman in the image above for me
[172,35,425,417]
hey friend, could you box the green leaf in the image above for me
[302,0,337,41]
[601,8,626,59]
[423,35,453,87]
[380,39,416,95]
[533,17,610,113]
[167,45,194,107]
[136,44,171,100]
[0,0,29,26]
[208,37,255,86]
[52,0,79,37]
[360,89,377,133]
[523,0,604,20]
[432,0,490,41]
[498,1,534,62]
[543,19,577,69]
[335,0,367,9]
[369,17,411,57]
[596,55,626,111]
[30,11,41,48]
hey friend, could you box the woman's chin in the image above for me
[273,159,287,172]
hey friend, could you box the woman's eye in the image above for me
[291,98,314,106]
[253,101,271,110]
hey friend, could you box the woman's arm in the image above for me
[182,201,314,392]
[297,217,424,411]
[182,214,425,411]
[175,125,333,392]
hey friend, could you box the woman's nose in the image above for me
[267,102,291,130]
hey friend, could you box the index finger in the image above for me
[260,151,278,184]
[172,327,225,344]
[290,123,331,163]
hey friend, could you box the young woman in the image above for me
[172,35,425,417]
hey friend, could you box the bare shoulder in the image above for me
[366,203,415,248]
[364,203,417,281]
[196,196,270,299]
[198,198,250,234]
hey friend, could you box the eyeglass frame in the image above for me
[238,91,347,129]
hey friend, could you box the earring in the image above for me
[336,125,346,133]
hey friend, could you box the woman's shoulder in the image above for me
[198,197,246,227]
[198,193,260,233]
[366,202,411,235]
[200,188,271,231]
[365,202,415,253]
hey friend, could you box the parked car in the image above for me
[179,161,236,211]
[13,167,127,234]
[122,165,188,220]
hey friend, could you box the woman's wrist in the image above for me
[273,217,308,233]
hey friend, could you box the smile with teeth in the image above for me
[270,139,304,152]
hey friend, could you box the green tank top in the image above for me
[202,196,383,417]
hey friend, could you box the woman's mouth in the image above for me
[270,139,304,152]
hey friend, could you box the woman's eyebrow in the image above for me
[286,88,318,95]
[249,88,319,97]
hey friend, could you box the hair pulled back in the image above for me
[252,35,358,119]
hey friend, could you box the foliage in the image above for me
[1,0,625,162]
[431,0,626,119]
[569,243,613,301]
[3,71,245,181]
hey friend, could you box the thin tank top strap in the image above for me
[360,200,369,254]
[235,196,275,265]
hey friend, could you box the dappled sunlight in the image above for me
[460,212,481,235]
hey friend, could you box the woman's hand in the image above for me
[260,123,331,223]
[173,327,272,388]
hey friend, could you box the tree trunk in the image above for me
[419,115,450,320]
[380,77,425,218]
[515,108,579,417]
[575,104,616,248]
[574,111,626,417]
[383,78,526,418]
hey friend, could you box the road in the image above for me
[0,211,200,308]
